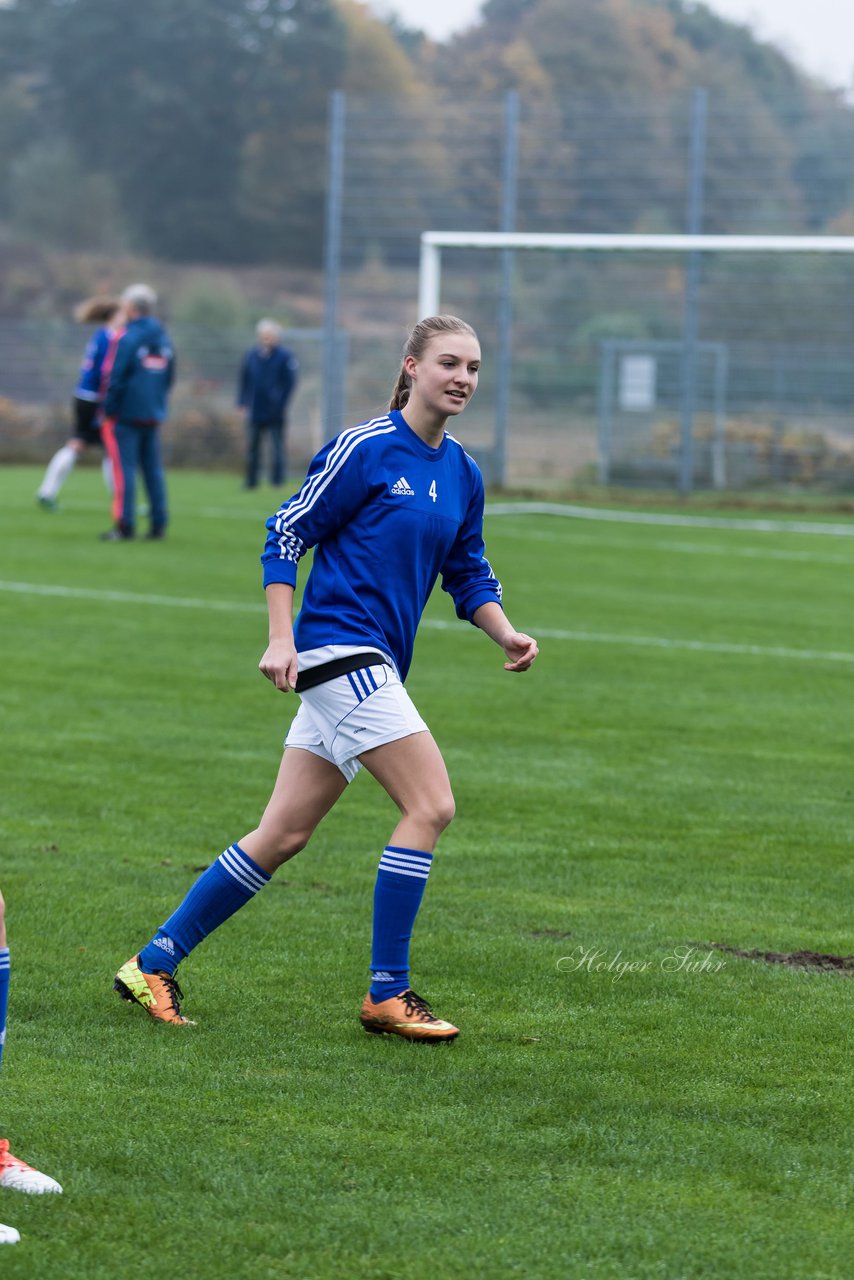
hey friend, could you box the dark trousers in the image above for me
[114,421,168,533]
[245,420,286,487]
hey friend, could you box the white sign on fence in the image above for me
[619,354,657,411]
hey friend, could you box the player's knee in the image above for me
[0,890,5,924]
[266,826,313,866]
[428,790,456,835]
[435,788,453,829]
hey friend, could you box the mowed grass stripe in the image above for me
[485,499,854,536]
[498,525,854,566]
[2,577,854,665]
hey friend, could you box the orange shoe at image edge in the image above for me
[0,1141,62,1195]
[359,989,459,1042]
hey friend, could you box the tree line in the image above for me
[0,0,852,267]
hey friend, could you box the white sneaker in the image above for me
[0,1141,62,1195]
[0,1222,21,1245]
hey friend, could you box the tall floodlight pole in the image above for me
[679,87,708,495]
[322,90,346,439]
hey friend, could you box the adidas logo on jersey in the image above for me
[390,476,415,496]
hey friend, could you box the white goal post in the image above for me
[418,231,854,318]
[418,230,854,490]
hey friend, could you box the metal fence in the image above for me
[4,88,854,491]
[0,322,335,474]
[321,89,854,491]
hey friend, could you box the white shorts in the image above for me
[284,661,429,782]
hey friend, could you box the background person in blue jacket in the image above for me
[237,319,298,489]
[101,283,175,541]
[114,314,538,1042]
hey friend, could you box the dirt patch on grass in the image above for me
[699,943,854,974]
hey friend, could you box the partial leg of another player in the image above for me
[0,890,62,1246]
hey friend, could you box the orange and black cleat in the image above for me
[114,956,195,1025]
[359,988,459,1042]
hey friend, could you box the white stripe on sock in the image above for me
[223,844,269,889]
[378,854,432,880]
[379,855,431,872]
[218,846,268,894]
[381,850,432,870]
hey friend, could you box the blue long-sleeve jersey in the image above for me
[74,327,112,402]
[261,410,503,681]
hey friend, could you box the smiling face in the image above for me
[404,332,481,422]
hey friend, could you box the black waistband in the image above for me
[294,651,392,693]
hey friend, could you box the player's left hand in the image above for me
[502,632,539,672]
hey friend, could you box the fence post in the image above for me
[495,90,520,489]
[678,86,708,494]
[712,343,728,489]
[322,90,346,439]
[771,348,786,481]
[597,341,615,485]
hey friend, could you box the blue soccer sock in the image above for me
[137,844,271,976]
[369,846,433,1002]
[0,948,9,1072]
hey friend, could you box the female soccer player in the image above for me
[114,314,538,1042]
[0,889,63,1246]
[35,296,125,511]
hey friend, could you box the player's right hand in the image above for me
[258,638,298,692]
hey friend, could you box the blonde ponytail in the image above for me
[389,367,411,410]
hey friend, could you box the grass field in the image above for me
[0,465,852,1279]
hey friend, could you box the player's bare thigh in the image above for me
[359,731,455,830]
[240,747,348,873]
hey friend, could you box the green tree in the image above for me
[240,0,425,263]
[9,140,125,251]
[0,0,347,262]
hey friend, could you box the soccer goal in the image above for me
[418,231,854,491]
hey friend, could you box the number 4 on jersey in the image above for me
[429,480,437,503]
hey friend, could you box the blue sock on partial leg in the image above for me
[369,847,433,1002]
[137,844,271,976]
[0,948,9,1072]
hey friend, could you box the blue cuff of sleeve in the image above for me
[461,589,503,623]
[262,561,298,590]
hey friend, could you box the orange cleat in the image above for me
[114,956,195,1025]
[359,988,459,1042]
